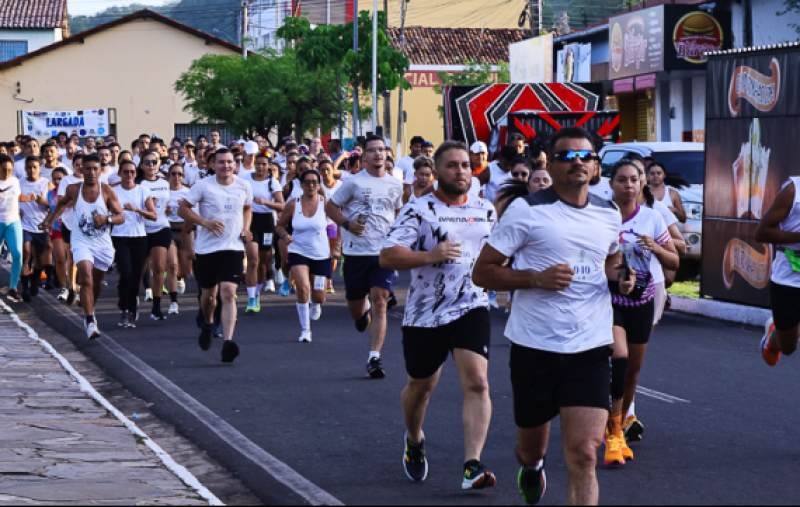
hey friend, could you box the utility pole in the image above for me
[382,0,391,144]
[395,0,407,157]
[372,0,378,135]
[352,0,359,139]
[528,0,541,38]
[242,0,249,59]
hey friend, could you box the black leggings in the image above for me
[113,236,148,313]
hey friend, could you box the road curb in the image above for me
[669,294,771,327]
[0,298,224,506]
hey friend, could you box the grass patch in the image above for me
[133,434,148,445]
[668,280,700,298]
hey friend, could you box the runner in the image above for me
[178,148,252,363]
[18,157,54,302]
[239,141,258,177]
[244,152,284,312]
[275,168,331,342]
[319,156,342,292]
[528,167,552,194]
[54,154,84,305]
[472,127,635,506]
[469,141,490,178]
[395,136,424,187]
[133,134,150,165]
[756,176,800,367]
[167,163,192,310]
[405,157,435,204]
[647,162,686,223]
[47,168,69,292]
[381,140,497,489]
[137,150,172,320]
[480,145,517,204]
[183,145,200,186]
[13,138,39,179]
[494,156,534,217]
[0,153,34,302]
[42,154,125,339]
[112,160,157,328]
[38,142,71,182]
[325,135,403,379]
[421,141,435,158]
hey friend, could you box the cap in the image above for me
[237,138,246,145]
[470,141,488,153]
[243,141,259,155]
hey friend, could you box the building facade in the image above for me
[0,0,70,62]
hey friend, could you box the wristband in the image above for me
[342,220,350,232]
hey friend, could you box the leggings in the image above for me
[112,236,148,313]
[0,221,23,290]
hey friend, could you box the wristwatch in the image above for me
[107,215,113,225]
[342,220,350,232]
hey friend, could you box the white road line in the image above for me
[636,386,691,404]
[32,286,343,506]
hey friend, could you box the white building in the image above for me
[0,0,70,62]
[246,0,350,51]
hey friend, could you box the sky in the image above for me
[69,0,174,16]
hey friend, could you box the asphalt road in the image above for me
[4,263,799,506]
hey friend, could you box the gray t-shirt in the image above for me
[185,176,253,255]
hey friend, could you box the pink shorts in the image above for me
[326,223,337,240]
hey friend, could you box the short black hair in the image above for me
[139,133,151,140]
[547,126,595,156]
[509,133,526,143]
[364,135,385,148]
[0,154,13,166]
[107,142,120,149]
[25,155,41,165]
[499,145,518,162]
[410,136,425,146]
[57,131,68,138]
[119,159,137,172]
[41,142,57,151]
[433,140,468,170]
[72,153,84,163]
[97,145,111,153]
[149,138,162,147]
[52,167,69,177]
[83,154,101,165]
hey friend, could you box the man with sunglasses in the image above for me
[326,135,403,379]
[473,126,634,506]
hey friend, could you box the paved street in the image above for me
[3,265,798,506]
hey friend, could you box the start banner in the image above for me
[23,108,110,138]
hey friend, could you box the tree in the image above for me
[432,61,511,118]
[777,0,800,35]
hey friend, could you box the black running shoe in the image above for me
[387,293,398,310]
[221,341,239,363]
[30,276,40,297]
[403,432,428,482]
[198,324,212,351]
[366,357,385,379]
[21,276,31,303]
[195,310,204,329]
[518,462,546,505]
[66,289,76,306]
[356,310,372,333]
[462,460,496,490]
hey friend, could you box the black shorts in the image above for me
[250,213,276,252]
[287,253,332,279]
[62,225,71,245]
[147,227,172,253]
[343,255,394,301]
[23,230,48,254]
[771,282,800,331]
[170,225,187,251]
[193,251,244,289]
[402,308,491,380]
[613,299,656,345]
[510,344,612,429]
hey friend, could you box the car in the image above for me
[599,142,704,278]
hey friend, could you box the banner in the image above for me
[609,6,665,79]
[509,34,553,84]
[23,108,110,138]
[557,43,592,83]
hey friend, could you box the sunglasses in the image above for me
[552,150,599,162]
[511,171,530,178]
[302,179,319,186]
[120,170,136,175]
[297,155,313,163]
[142,160,158,166]
[170,172,183,177]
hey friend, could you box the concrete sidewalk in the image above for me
[0,301,218,506]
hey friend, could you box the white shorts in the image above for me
[653,281,667,325]
[71,244,115,271]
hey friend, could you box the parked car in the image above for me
[599,142,704,278]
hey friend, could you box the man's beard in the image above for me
[438,178,468,197]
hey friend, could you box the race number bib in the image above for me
[313,275,326,291]
[570,249,592,282]
[263,233,273,246]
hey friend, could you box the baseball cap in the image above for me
[470,141,488,153]
[243,141,259,155]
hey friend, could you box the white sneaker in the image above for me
[57,287,69,301]
[75,292,81,305]
[177,279,186,295]
[310,304,322,321]
[264,280,276,292]
[85,321,100,340]
[168,302,179,315]
[298,329,312,343]
[144,288,153,302]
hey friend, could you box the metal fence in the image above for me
[174,123,236,145]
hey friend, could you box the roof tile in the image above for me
[388,27,530,65]
[0,0,68,30]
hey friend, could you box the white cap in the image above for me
[237,138,246,145]
[470,141,488,153]
[243,141,259,155]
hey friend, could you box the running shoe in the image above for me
[403,431,428,482]
[326,280,334,294]
[620,435,634,461]
[57,287,69,301]
[118,311,128,328]
[168,302,180,315]
[299,329,312,343]
[366,357,386,379]
[144,288,153,302]
[21,278,31,303]
[245,297,259,313]
[488,291,498,309]
[150,312,167,321]
[212,325,223,338]
[177,279,186,295]
[221,341,240,363]
[7,289,23,303]
[356,310,372,333]
[126,311,137,329]
[85,321,100,340]
[198,324,212,351]
[75,292,80,305]
[761,317,780,367]
[603,435,626,467]
[30,276,40,297]
[310,304,322,321]
[462,460,496,490]
[623,415,644,442]
[65,289,75,305]
[518,462,546,505]
[264,280,276,292]
[387,293,398,310]
[279,279,290,297]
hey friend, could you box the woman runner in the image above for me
[647,162,686,223]
[0,154,36,302]
[138,150,172,320]
[19,157,54,302]
[404,156,435,204]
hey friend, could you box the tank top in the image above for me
[655,185,674,208]
[323,180,342,226]
[19,178,50,233]
[771,177,800,288]
[483,161,512,204]
[71,183,113,251]
[288,195,330,260]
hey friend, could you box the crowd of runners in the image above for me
[0,125,798,506]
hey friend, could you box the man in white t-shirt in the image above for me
[14,138,40,180]
[473,127,635,506]
[132,134,150,165]
[395,136,425,193]
[56,131,68,158]
[38,143,71,182]
[62,138,79,171]
[326,135,403,379]
[179,148,253,363]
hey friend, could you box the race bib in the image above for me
[369,197,387,216]
[453,238,473,264]
[263,233,273,246]
[313,275,326,291]
[570,249,593,282]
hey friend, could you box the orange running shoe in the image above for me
[619,434,634,461]
[761,317,780,367]
[604,435,625,467]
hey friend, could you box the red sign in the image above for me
[673,11,723,64]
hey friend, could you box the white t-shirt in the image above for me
[615,204,671,307]
[0,177,22,224]
[395,155,416,185]
[112,185,150,237]
[185,176,253,255]
[238,164,255,179]
[168,187,190,224]
[487,188,622,354]
[650,201,678,284]
[140,178,171,234]
[244,173,282,215]
[383,194,496,327]
[330,170,404,256]
[183,163,200,187]
[61,158,73,171]
[19,178,50,233]
[482,161,512,204]
[588,176,614,200]
[39,164,72,183]
[57,175,82,232]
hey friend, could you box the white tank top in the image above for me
[288,196,331,260]
[483,161,512,204]
[771,177,800,288]
[71,183,113,251]
[655,185,674,207]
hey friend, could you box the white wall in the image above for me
[752,0,800,44]
[669,78,684,142]
[0,28,61,53]
[692,75,706,134]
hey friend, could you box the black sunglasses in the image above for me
[142,160,158,166]
[170,172,184,177]
[552,150,599,162]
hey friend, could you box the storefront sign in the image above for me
[609,6,665,79]
[404,71,443,88]
[557,43,592,83]
[509,34,554,84]
[673,11,724,64]
[24,108,109,138]
[728,59,781,116]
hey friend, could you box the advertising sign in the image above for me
[609,6,665,79]
[702,46,800,306]
[509,34,554,84]
[557,43,592,83]
[23,108,109,138]
[672,11,724,64]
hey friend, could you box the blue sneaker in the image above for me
[245,297,259,313]
[212,324,223,338]
[279,279,290,297]
[403,432,428,482]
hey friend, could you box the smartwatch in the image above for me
[342,220,350,232]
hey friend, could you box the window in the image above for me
[174,124,235,145]
[0,40,28,62]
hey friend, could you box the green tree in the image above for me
[432,61,510,118]
[777,0,800,35]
